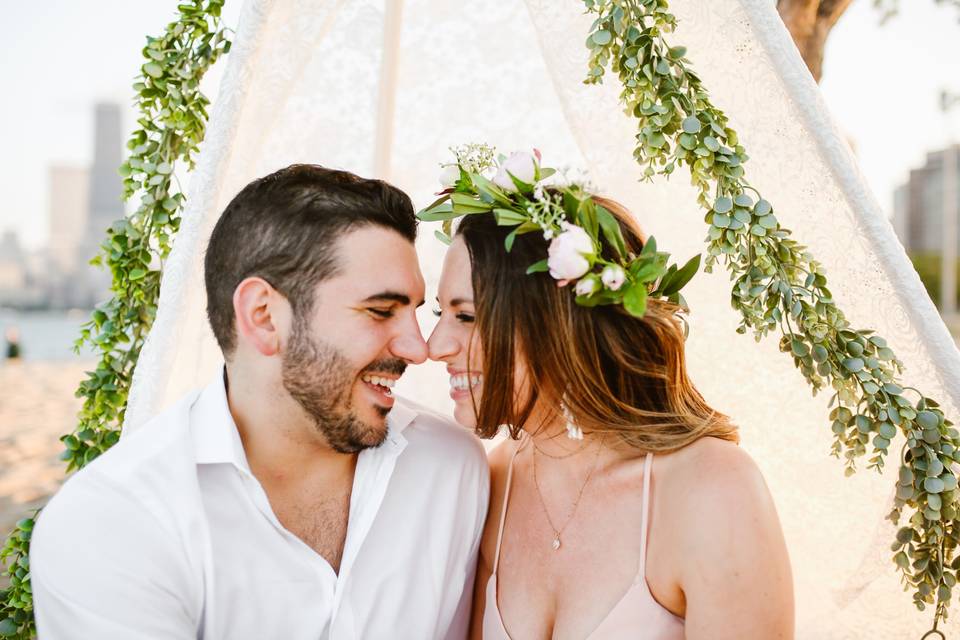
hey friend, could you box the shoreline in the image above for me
[0,360,91,541]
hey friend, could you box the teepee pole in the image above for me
[942,144,957,321]
[374,0,405,181]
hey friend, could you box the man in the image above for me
[31,165,490,639]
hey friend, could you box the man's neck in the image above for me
[224,365,359,570]
[224,366,358,487]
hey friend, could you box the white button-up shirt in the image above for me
[31,371,489,639]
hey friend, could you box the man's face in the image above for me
[281,225,427,453]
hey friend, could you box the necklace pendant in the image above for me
[552,537,561,551]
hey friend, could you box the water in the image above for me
[0,310,95,362]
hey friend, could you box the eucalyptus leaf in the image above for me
[682,115,701,134]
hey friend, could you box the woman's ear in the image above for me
[232,277,285,357]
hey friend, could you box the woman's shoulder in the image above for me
[659,436,764,494]
[487,436,521,479]
[651,439,794,631]
[656,436,781,554]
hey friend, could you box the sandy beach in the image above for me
[0,360,90,539]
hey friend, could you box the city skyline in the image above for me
[0,102,122,310]
[1,1,959,252]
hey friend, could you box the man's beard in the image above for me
[281,317,407,454]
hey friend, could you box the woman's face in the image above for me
[427,236,484,429]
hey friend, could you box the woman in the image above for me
[427,196,794,639]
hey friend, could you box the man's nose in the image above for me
[392,318,429,365]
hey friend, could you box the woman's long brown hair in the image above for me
[456,196,738,452]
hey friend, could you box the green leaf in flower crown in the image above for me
[640,235,657,257]
[507,171,534,194]
[623,283,648,317]
[633,259,666,284]
[503,222,539,252]
[596,205,627,259]
[434,229,452,246]
[451,192,494,213]
[505,228,518,252]
[578,198,600,243]
[562,190,582,221]
[661,254,701,296]
[526,259,549,274]
[420,192,453,213]
[472,173,514,207]
[493,208,528,226]
[418,202,460,222]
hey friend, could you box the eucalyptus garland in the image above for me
[580,0,959,627]
[0,2,231,637]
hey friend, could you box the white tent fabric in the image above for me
[124,0,960,636]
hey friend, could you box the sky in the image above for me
[0,0,958,251]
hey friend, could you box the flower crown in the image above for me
[416,144,700,317]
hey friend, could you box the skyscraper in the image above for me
[73,102,124,307]
[893,144,960,254]
[80,103,124,266]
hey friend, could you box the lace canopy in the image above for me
[124,0,960,636]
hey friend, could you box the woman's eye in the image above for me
[368,308,394,319]
[456,313,475,323]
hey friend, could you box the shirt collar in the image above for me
[191,367,253,473]
[191,366,417,469]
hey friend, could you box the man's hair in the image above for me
[204,164,417,355]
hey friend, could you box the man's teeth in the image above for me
[449,373,482,391]
[361,374,397,390]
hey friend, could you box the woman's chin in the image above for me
[452,402,478,431]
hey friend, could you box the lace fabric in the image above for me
[125,0,960,636]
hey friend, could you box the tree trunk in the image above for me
[776,0,855,82]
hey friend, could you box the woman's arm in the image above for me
[674,439,794,639]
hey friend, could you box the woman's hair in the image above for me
[455,196,738,452]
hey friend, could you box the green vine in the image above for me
[581,0,959,627]
[0,2,231,637]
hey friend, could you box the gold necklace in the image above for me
[531,436,605,551]
[531,437,589,460]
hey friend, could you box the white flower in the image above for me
[439,164,460,188]
[533,181,546,202]
[575,275,600,296]
[492,151,537,192]
[601,264,626,291]
[547,222,594,280]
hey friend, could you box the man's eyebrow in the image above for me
[361,292,426,307]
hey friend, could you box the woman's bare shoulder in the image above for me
[658,436,787,568]
[487,436,520,472]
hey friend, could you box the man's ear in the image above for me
[233,277,286,357]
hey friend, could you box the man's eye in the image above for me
[368,308,394,318]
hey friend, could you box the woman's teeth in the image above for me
[450,373,482,391]
[361,374,396,396]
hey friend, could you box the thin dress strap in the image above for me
[637,452,654,579]
[492,439,526,575]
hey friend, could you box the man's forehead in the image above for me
[327,227,425,302]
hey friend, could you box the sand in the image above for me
[0,360,91,539]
